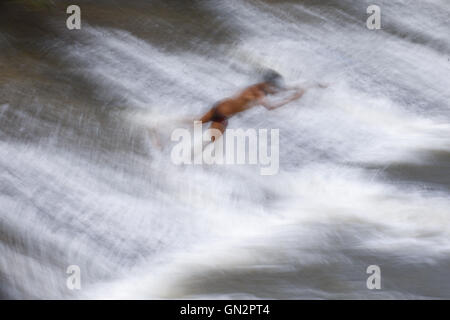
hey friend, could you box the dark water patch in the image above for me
[381,150,450,192]
[50,0,240,53]
[262,0,369,25]
[354,150,450,193]
[171,220,450,299]
[381,21,450,56]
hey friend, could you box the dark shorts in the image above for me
[210,107,228,126]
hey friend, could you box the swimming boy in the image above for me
[199,70,323,141]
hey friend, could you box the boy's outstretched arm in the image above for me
[261,82,329,110]
[260,87,305,110]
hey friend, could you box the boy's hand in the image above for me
[303,82,329,89]
[293,88,305,98]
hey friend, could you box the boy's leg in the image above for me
[199,108,214,123]
[209,121,227,142]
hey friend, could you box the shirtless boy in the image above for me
[199,70,324,141]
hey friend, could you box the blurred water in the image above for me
[0,0,449,299]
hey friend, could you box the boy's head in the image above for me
[263,69,284,89]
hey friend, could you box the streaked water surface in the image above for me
[0,0,449,299]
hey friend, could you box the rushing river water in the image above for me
[1,0,449,299]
